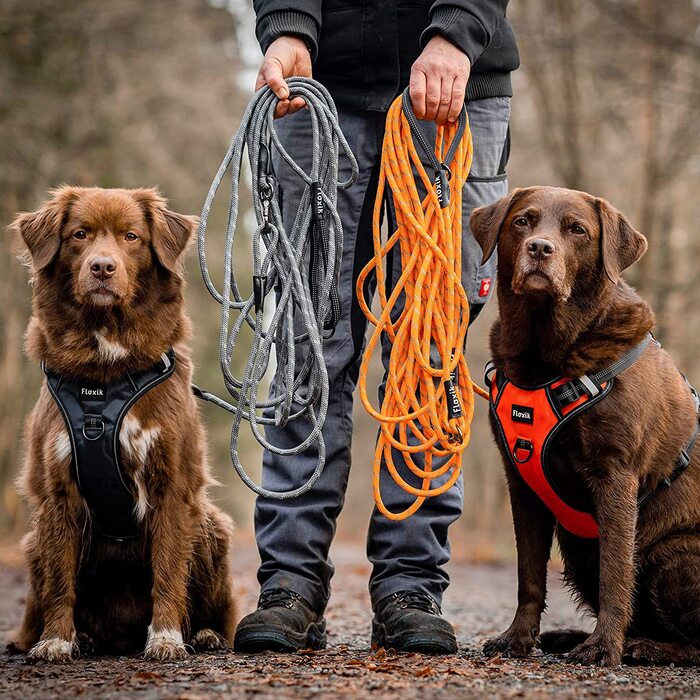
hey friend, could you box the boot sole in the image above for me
[234,619,327,653]
[371,619,457,655]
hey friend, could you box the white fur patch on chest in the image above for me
[94,331,129,362]
[119,414,160,521]
[52,430,72,463]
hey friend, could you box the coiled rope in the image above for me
[195,78,358,499]
[356,89,488,521]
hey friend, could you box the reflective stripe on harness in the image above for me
[43,350,176,541]
[486,334,700,539]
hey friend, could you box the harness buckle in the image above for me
[484,361,497,390]
[677,448,691,472]
[82,413,105,441]
[553,379,581,409]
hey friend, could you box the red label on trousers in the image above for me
[479,278,492,297]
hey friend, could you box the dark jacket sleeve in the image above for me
[421,1,510,64]
[253,1,322,60]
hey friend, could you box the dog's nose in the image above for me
[90,257,117,279]
[527,239,555,260]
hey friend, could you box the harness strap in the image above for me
[637,380,700,510]
[552,334,653,408]
[44,350,176,541]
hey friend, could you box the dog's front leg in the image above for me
[28,495,82,662]
[484,468,555,657]
[568,468,638,667]
[145,492,196,661]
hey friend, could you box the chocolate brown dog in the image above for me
[7,187,235,661]
[472,186,700,666]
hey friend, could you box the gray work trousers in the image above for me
[255,96,511,613]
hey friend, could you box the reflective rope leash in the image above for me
[195,78,358,499]
[356,88,488,521]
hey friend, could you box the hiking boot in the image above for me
[233,588,327,652]
[371,591,458,654]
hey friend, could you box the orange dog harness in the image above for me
[485,334,700,539]
[487,368,614,538]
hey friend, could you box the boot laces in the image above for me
[258,588,305,611]
[393,591,441,614]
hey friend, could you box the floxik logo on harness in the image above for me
[81,387,105,398]
[511,404,534,424]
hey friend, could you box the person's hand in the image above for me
[410,36,471,124]
[255,36,312,118]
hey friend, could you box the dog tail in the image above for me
[538,628,590,653]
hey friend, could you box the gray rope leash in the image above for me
[195,78,358,499]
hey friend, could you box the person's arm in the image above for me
[421,1,510,66]
[410,1,509,124]
[254,1,321,62]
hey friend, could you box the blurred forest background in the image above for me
[0,0,698,560]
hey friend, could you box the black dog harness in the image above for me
[486,334,700,538]
[43,350,176,541]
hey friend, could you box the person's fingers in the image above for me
[435,76,453,126]
[409,68,427,119]
[255,67,266,92]
[424,73,441,122]
[274,99,291,119]
[447,75,467,123]
[288,96,306,114]
[262,58,289,100]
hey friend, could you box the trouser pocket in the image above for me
[461,97,511,318]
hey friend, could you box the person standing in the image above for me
[235,0,518,654]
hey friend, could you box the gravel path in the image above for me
[1,539,699,699]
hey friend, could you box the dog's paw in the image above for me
[144,627,188,661]
[623,638,661,665]
[76,632,97,656]
[483,628,537,658]
[28,637,77,662]
[6,628,37,654]
[568,634,622,667]
[190,628,227,652]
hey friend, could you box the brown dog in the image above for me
[7,186,235,661]
[472,186,700,666]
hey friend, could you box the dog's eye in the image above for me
[513,217,528,228]
[73,230,87,240]
[125,232,139,241]
[571,224,587,235]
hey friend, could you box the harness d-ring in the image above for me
[513,437,534,464]
[82,415,105,441]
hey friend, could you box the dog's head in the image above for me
[12,186,197,310]
[470,186,647,303]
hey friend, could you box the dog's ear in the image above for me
[133,189,198,273]
[11,187,77,272]
[470,188,523,265]
[596,198,648,285]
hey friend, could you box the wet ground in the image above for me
[1,539,699,699]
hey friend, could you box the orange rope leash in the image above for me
[356,92,489,521]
